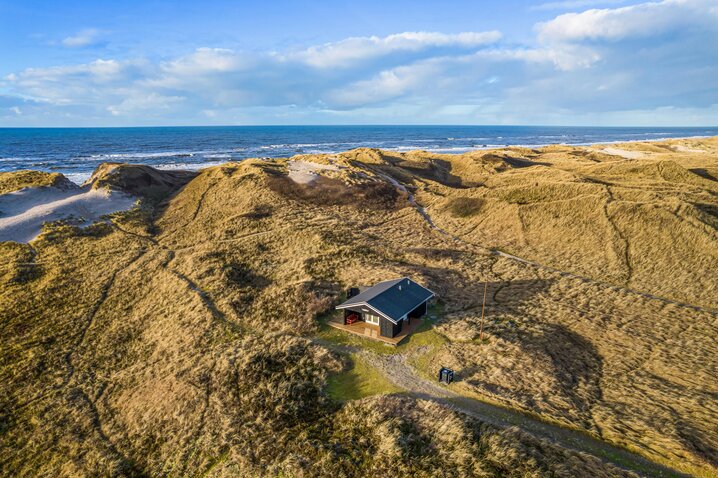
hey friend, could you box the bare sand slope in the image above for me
[287,160,340,184]
[598,147,646,159]
[0,185,136,243]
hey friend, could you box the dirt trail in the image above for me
[357,347,688,478]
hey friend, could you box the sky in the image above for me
[0,0,717,127]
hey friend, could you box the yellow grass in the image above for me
[1,138,716,476]
[0,170,74,193]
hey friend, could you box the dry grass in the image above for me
[446,197,486,217]
[1,137,717,476]
[88,162,197,201]
[0,170,75,194]
[418,141,718,309]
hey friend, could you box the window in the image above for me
[365,314,380,325]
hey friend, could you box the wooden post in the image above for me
[479,281,488,341]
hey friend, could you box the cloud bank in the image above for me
[1,0,717,126]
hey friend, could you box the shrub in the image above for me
[227,334,341,427]
[448,197,485,217]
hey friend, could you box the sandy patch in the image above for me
[0,185,137,243]
[287,160,339,184]
[671,145,705,153]
[600,147,646,159]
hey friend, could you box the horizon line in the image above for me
[1,124,717,130]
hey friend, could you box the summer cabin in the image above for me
[331,277,434,345]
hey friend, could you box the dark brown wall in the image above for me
[408,301,427,318]
[380,317,401,338]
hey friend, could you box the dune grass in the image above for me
[0,170,73,194]
[1,139,717,477]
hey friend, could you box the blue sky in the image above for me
[1,0,717,126]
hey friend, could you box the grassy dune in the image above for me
[0,170,75,194]
[1,137,716,476]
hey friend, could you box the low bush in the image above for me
[447,197,485,217]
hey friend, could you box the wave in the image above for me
[65,172,93,185]
[82,151,199,160]
[302,149,346,155]
[154,161,229,171]
[445,137,490,141]
[78,149,248,161]
[387,145,478,153]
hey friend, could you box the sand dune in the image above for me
[672,144,705,153]
[599,147,646,159]
[0,185,136,243]
[1,139,716,477]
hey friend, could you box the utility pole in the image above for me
[479,281,488,341]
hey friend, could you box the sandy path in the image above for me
[0,186,137,243]
[344,344,686,478]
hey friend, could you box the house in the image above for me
[331,277,434,344]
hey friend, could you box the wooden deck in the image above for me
[327,317,423,346]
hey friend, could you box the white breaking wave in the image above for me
[85,151,197,160]
[154,161,229,171]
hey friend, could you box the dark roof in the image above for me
[336,277,434,323]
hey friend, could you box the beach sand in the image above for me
[599,147,646,159]
[0,185,137,243]
[287,160,339,184]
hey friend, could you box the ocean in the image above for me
[1,125,716,184]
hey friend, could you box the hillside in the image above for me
[1,137,717,477]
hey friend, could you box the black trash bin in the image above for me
[438,367,454,384]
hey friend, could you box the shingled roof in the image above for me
[336,277,434,323]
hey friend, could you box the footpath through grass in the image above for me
[320,303,446,402]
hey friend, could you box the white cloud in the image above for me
[14,59,125,82]
[61,28,103,48]
[107,92,185,116]
[5,59,142,107]
[471,45,601,70]
[161,48,249,75]
[292,31,502,68]
[327,62,439,107]
[537,0,718,42]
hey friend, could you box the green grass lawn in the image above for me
[326,353,402,401]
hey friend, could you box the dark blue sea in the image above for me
[1,125,716,184]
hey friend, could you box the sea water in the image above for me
[1,125,716,184]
